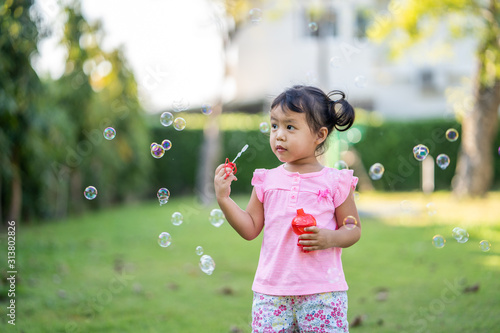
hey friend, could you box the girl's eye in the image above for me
[287,125,294,130]
[271,124,278,129]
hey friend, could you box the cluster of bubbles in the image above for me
[157,188,170,206]
[160,111,186,131]
[156,208,225,275]
[199,254,216,275]
[150,139,172,159]
[369,163,384,180]
[452,227,469,243]
[365,127,460,184]
[432,227,491,252]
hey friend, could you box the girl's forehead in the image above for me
[270,106,305,121]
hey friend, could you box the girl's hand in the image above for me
[298,227,335,251]
[214,163,237,200]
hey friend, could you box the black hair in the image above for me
[270,85,355,155]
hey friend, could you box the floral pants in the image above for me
[252,291,349,333]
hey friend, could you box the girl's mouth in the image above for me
[275,145,286,152]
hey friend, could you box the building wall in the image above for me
[232,0,476,119]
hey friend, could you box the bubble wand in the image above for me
[224,144,249,179]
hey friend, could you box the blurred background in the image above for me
[1,0,500,332]
[1,0,499,222]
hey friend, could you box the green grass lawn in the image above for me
[1,192,499,332]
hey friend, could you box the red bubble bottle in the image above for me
[291,208,316,246]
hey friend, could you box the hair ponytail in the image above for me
[327,90,355,132]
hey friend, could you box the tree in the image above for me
[196,0,266,204]
[368,0,500,197]
[0,0,44,222]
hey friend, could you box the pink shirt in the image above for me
[251,165,358,296]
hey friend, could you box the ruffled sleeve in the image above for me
[333,169,358,208]
[251,169,267,202]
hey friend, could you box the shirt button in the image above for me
[291,195,296,199]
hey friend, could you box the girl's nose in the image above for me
[275,128,286,141]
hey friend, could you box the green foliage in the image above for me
[352,118,463,191]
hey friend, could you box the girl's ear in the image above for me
[316,127,328,145]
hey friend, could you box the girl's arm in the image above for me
[214,164,264,240]
[299,187,361,251]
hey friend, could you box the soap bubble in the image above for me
[259,122,270,133]
[196,246,204,256]
[308,22,318,32]
[161,139,172,151]
[445,128,459,142]
[157,188,170,206]
[172,98,189,112]
[452,227,469,243]
[400,200,414,213]
[151,143,165,159]
[158,232,172,248]
[343,216,358,230]
[103,127,116,140]
[201,104,212,115]
[413,144,429,161]
[199,254,215,275]
[354,75,367,88]
[426,202,436,216]
[479,240,491,252]
[329,56,342,69]
[436,154,450,170]
[151,142,157,149]
[334,160,348,170]
[171,212,183,226]
[369,163,384,180]
[432,235,446,248]
[173,117,186,131]
[84,186,97,200]
[209,208,225,227]
[160,112,174,127]
[249,8,262,24]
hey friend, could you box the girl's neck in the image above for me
[283,160,324,174]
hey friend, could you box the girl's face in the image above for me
[269,106,325,166]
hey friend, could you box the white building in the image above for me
[229,0,476,119]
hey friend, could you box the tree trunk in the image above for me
[8,161,22,222]
[196,103,222,205]
[453,77,500,197]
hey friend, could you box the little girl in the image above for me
[214,85,361,332]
